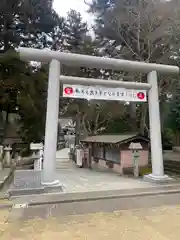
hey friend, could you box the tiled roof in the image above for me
[81,133,143,144]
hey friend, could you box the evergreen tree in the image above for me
[0,0,64,142]
[63,10,88,53]
[169,82,180,136]
[17,66,48,142]
[0,0,60,51]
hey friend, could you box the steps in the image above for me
[56,148,76,169]
[147,159,180,178]
[56,159,76,169]
[13,183,180,206]
[56,148,70,159]
[164,160,180,178]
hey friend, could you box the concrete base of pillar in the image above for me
[9,184,64,198]
[41,180,60,186]
[8,170,64,197]
[144,174,173,184]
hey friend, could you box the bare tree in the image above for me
[89,0,180,134]
[64,99,125,135]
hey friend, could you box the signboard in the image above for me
[30,143,43,150]
[63,84,147,102]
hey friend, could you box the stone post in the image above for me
[42,59,61,186]
[145,71,169,181]
[0,145,3,170]
[4,146,12,167]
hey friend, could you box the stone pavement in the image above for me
[55,168,155,193]
[9,166,156,197]
[1,196,180,239]
[10,168,180,205]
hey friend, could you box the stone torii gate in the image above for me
[18,47,179,186]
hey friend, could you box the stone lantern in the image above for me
[129,142,143,177]
[4,145,12,167]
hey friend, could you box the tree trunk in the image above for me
[159,95,169,134]
[139,104,148,135]
[129,103,137,132]
[2,109,9,145]
[0,111,4,145]
[75,113,81,146]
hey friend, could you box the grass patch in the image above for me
[139,166,152,177]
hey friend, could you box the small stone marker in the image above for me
[30,142,43,170]
[10,142,44,194]
[14,170,42,189]
[34,149,43,170]
[129,142,142,177]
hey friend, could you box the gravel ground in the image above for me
[1,205,180,239]
[1,194,180,239]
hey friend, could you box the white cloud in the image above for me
[53,0,94,36]
[53,0,92,22]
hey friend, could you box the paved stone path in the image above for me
[55,168,154,193]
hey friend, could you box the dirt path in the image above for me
[1,205,180,239]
